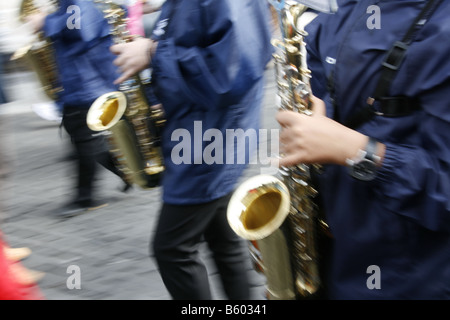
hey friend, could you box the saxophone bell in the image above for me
[228,175,297,300]
[227,175,290,241]
[87,89,164,189]
[87,91,127,131]
[86,0,165,189]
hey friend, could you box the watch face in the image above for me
[351,159,377,181]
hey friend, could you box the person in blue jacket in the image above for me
[26,0,130,218]
[277,0,450,299]
[111,0,272,299]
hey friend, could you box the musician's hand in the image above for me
[111,37,157,84]
[276,97,367,167]
[309,95,326,116]
[25,12,47,33]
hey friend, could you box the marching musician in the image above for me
[111,0,273,299]
[26,0,131,218]
[277,0,450,299]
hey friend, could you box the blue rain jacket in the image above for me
[306,0,450,299]
[150,0,272,204]
[43,0,119,107]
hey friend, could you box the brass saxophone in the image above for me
[227,2,328,300]
[86,0,165,189]
[11,0,63,101]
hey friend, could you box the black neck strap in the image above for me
[345,0,442,130]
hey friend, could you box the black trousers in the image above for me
[0,54,8,104]
[62,106,123,204]
[152,194,250,300]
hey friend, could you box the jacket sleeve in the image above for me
[375,90,450,233]
[152,0,272,111]
[374,23,450,233]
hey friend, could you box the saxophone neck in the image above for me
[94,0,134,43]
[19,0,59,21]
[271,2,315,113]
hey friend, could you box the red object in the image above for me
[0,238,43,300]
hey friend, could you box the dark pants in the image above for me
[0,54,8,104]
[62,106,123,204]
[152,194,250,300]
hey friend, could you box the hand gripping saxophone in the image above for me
[87,0,165,189]
[11,0,63,101]
[227,0,333,300]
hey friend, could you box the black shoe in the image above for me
[121,182,133,193]
[85,200,109,211]
[59,202,85,218]
[59,200,108,218]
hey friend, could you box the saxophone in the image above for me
[11,0,63,101]
[86,0,165,189]
[227,1,329,300]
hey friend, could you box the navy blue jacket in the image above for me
[306,0,450,299]
[44,0,119,107]
[151,0,272,204]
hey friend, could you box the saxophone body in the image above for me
[11,0,63,101]
[87,0,165,189]
[227,1,327,300]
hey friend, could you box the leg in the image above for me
[62,108,99,204]
[152,201,220,300]
[95,145,124,178]
[73,138,98,203]
[204,195,250,300]
[0,54,7,104]
[92,130,131,190]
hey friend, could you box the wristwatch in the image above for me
[346,137,381,181]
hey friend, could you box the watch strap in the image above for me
[366,137,381,164]
[346,137,380,181]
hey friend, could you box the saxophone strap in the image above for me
[345,0,443,130]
